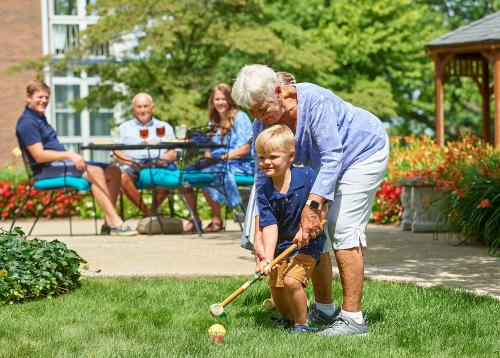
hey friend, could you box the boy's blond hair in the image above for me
[255,124,295,156]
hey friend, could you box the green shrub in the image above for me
[0,165,27,185]
[0,227,86,304]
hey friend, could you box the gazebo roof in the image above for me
[427,11,500,48]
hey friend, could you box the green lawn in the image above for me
[1,278,499,357]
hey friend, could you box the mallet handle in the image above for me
[220,219,327,308]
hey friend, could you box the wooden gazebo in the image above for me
[426,11,500,148]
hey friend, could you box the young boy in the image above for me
[255,124,327,332]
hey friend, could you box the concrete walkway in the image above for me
[2,218,499,299]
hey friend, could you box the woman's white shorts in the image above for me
[326,137,389,250]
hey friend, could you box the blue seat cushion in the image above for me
[138,169,181,188]
[235,174,254,186]
[34,176,91,191]
[182,171,216,186]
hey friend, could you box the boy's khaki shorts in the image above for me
[269,253,317,288]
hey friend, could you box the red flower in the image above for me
[477,199,490,209]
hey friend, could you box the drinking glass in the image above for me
[139,127,149,139]
[175,125,187,140]
[156,125,166,140]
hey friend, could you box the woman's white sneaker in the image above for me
[317,315,368,336]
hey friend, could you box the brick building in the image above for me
[0,1,42,165]
[0,0,113,166]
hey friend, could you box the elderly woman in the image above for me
[232,64,389,336]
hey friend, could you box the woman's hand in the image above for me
[299,205,322,248]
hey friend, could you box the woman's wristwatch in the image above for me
[305,199,322,211]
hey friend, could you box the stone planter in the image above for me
[411,185,447,232]
[400,185,413,231]
[398,178,447,233]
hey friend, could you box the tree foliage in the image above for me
[44,0,499,136]
[69,0,336,126]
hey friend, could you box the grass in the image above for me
[0,278,499,357]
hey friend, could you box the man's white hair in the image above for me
[132,92,154,107]
[232,64,280,109]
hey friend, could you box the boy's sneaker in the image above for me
[307,303,340,326]
[270,316,293,329]
[317,316,368,336]
[289,325,319,333]
[109,224,138,236]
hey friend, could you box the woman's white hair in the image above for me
[232,64,280,109]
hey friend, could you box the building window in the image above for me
[55,85,81,136]
[46,0,117,161]
[52,24,80,55]
[53,0,78,16]
[90,112,112,136]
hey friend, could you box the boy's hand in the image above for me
[292,228,304,248]
[254,239,267,279]
[256,259,275,277]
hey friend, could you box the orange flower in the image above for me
[449,209,459,221]
[477,199,490,209]
[455,189,468,198]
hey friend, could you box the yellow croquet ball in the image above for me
[208,324,226,344]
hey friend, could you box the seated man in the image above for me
[113,93,177,215]
[16,80,136,236]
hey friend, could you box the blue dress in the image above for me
[204,111,253,207]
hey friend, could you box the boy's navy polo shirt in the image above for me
[16,106,65,172]
[257,166,327,260]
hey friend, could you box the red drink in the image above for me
[139,128,149,139]
[156,126,165,137]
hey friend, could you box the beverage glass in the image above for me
[139,127,149,139]
[156,125,166,139]
[175,126,187,140]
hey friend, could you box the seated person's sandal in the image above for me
[203,221,224,233]
[183,219,202,234]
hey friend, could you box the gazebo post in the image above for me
[434,56,445,146]
[426,11,500,148]
[494,53,500,148]
[481,59,491,143]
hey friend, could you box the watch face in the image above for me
[310,200,320,210]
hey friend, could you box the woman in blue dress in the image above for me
[183,83,253,233]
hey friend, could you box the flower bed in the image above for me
[0,178,212,221]
[0,181,80,219]
[371,134,500,252]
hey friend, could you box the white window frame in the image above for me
[42,0,113,160]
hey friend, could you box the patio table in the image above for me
[81,141,224,152]
[81,141,224,234]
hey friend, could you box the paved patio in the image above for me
[1,218,499,299]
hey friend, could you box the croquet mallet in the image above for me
[209,219,327,317]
